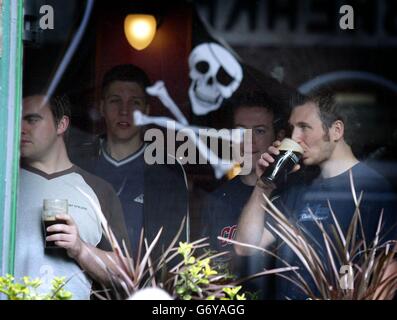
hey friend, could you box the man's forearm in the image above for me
[235,181,275,255]
[74,242,127,286]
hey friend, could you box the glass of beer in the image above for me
[42,199,68,249]
[260,138,304,187]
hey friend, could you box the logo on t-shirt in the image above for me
[219,225,237,247]
[298,204,329,222]
[134,193,144,204]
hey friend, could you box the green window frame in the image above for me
[0,0,23,277]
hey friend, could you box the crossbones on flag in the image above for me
[134,41,244,179]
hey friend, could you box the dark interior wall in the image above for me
[235,45,397,150]
[23,0,194,172]
[24,0,193,128]
[23,0,89,95]
[195,0,397,157]
[94,1,192,119]
[235,47,397,88]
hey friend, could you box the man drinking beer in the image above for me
[235,91,397,299]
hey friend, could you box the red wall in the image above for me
[95,3,192,118]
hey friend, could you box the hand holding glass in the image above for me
[260,138,303,187]
[42,199,69,249]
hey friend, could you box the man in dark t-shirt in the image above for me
[83,65,188,257]
[272,162,397,299]
[236,91,397,299]
[88,139,146,255]
[89,138,188,256]
[201,91,287,298]
[202,178,253,251]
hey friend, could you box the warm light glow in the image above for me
[124,14,157,50]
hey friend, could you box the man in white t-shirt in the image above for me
[16,94,129,299]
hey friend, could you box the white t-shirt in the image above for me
[15,166,104,300]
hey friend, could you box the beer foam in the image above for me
[278,138,303,154]
[43,215,57,221]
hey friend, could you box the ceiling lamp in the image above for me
[124,14,157,51]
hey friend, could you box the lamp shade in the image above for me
[124,14,157,50]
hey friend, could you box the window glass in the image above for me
[20,0,397,300]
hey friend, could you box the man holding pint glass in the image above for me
[235,91,397,299]
[16,94,129,299]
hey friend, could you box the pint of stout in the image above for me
[260,138,304,187]
[42,199,68,249]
